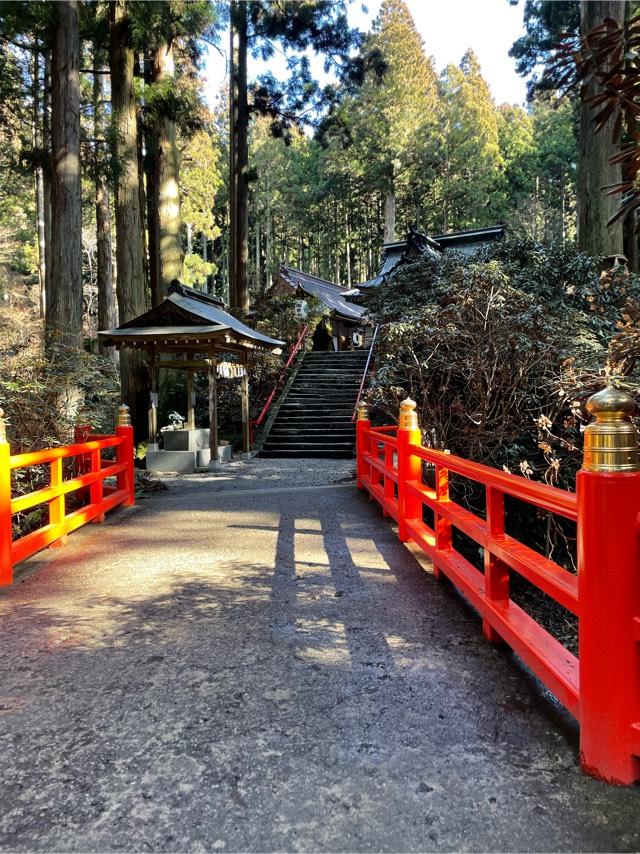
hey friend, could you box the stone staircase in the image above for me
[260,349,369,458]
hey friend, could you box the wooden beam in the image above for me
[148,359,212,371]
[241,354,250,456]
[186,369,195,429]
[148,352,159,449]
[208,357,218,468]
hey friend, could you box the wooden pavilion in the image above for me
[98,280,284,471]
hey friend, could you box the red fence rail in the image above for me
[356,392,640,785]
[0,404,135,587]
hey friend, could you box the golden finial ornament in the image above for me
[398,397,419,431]
[116,404,132,427]
[582,385,640,472]
[357,401,369,421]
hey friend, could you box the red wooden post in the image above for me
[384,445,394,511]
[90,447,105,523]
[397,398,422,542]
[0,409,12,586]
[483,485,509,643]
[115,404,135,507]
[356,404,370,490]
[49,456,67,548]
[433,463,452,580]
[74,422,92,501]
[577,386,640,785]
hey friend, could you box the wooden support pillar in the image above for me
[148,353,159,450]
[186,369,195,429]
[208,357,218,469]
[241,359,250,458]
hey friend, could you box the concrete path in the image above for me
[0,459,638,852]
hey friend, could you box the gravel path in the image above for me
[0,458,638,852]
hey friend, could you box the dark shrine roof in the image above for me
[433,225,505,252]
[357,228,441,289]
[356,225,505,290]
[276,266,367,322]
[98,281,284,353]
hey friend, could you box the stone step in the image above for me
[279,398,353,412]
[271,419,354,428]
[262,442,355,452]
[260,449,355,459]
[302,354,368,361]
[266,424,353,434]
[287,393,356,405]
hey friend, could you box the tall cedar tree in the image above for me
[440,50,504,231]
[229,0,362,312]
[576,0,625,257]
[351,0,439,242]
[48,0,83,365]
[109,0,148,438]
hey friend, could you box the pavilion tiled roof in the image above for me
[99,281,284,352]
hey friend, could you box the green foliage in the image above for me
[509,0,579,98]
[182,252,216,286]
[180,127,222,239]
[439,50,505,230]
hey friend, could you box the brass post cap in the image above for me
[583,385,640,472]
[116,404,132,427]
[357,401,369,420]
[399,397,419,430]
[585,385,636,419]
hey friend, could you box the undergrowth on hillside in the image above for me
[365,239,640,653]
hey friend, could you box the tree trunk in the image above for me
[143,50,160,307]
[383,178,396,244]
[345,206,352,288]
[48,0,83,363]
[154,39,183,295]
[624,211,639,271]
[93,47,117,358]
[109,0,148,439]
[577,0,625,256]
[32,44,46,321]
[255,217,261,292]
[266,173,272,289]
[230,0,249,312]
[43,51,52,322]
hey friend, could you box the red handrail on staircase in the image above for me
[250,324,308,444]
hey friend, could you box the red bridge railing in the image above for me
[0,404,135,587]
[356,390,640,786]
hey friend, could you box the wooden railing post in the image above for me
[577,385,640,784]
[115,404,135,507]
[397,398,422,542]
[483,485,509,643]
[90,446,105,523]
[356,403,370,490]
[433,462,451,580]
[0,409,12,586]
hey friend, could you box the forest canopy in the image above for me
[0,0,632,453]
